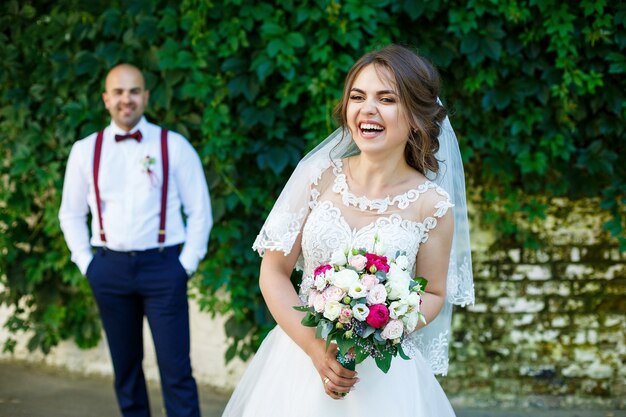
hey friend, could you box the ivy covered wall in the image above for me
[0,0,624,406]
[445,201,625,408]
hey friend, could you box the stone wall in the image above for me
[442,200,626,409]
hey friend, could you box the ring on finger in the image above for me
[323,377,330,385]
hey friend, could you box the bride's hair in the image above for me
[333,44,447,175]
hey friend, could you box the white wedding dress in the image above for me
[222,160,458,416]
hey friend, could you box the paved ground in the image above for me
[0,361,624,417]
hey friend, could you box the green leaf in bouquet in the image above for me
[326,328,340,350]
[325,334,334,351]
[373,330,385,343]
[355,345,369,364]
[375,351,392,373]
[352,247,367,256]
[398,343,410,360]
[301,311,320,327]
[350,297,367,307]
[293,305,310,312]
[361,325,376,338]
[336,332,355,355]
[414,276,428,291]
[316,319,334,339]
[375,270,387,282]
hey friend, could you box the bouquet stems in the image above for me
[336,350,356,371]
[335,350,356,397]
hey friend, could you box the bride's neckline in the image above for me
[331,159,435,214]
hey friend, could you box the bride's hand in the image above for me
[308,339,359,399]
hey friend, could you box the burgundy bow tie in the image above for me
[115,131,143,142]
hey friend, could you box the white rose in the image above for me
[386,282,410,301]
[348,282,367,299]
[332,269,359,291]
[387,263,411,282]
[366,284,387,305]
[323,301,342,321]
[386,266,411,300]
[330,249,348,266]
[395,255,409,270]
[401,312,419,333]
[406,292,421,307]
[348,254,367,271]
[380,319,404,340]
[352,303,370,321]
[389,300,409,319]
[386,278,410,301]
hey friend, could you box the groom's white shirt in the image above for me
[59,117,212,275]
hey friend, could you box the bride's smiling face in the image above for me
[346,64,412,157]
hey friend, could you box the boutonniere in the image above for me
[142,155,158,187]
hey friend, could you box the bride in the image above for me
[222,44,474,416]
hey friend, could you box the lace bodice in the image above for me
[299,160,451,287]
[293,161,455,374]
[300,202,434,294]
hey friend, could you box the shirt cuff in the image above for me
[178,253,198,276]
[77,253,94,276]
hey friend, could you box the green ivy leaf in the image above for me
[286,32,305,48]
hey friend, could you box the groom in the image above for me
[59,63,212,417]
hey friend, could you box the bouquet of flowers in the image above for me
[294,243,427,374]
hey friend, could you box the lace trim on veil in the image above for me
[403,330,451,376]
[447,254,475,306]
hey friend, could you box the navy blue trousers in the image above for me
[86,245,200,417]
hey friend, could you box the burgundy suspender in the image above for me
[92,128,169,246]
[93,130,106,242]
[158,129,169,244]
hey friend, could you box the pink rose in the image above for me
[366,284,387,305]
[380,319,404,340]
[360,274,379,290]
[313,294,326,313]
[308,289,321,308]
[366,304,390,329]
[365,253,390,273]
[339,307,353,324]
[348,254,367,271]
[314,264,333,279]
[323,285,345,303]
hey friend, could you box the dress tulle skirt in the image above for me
[222,326,456,417]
